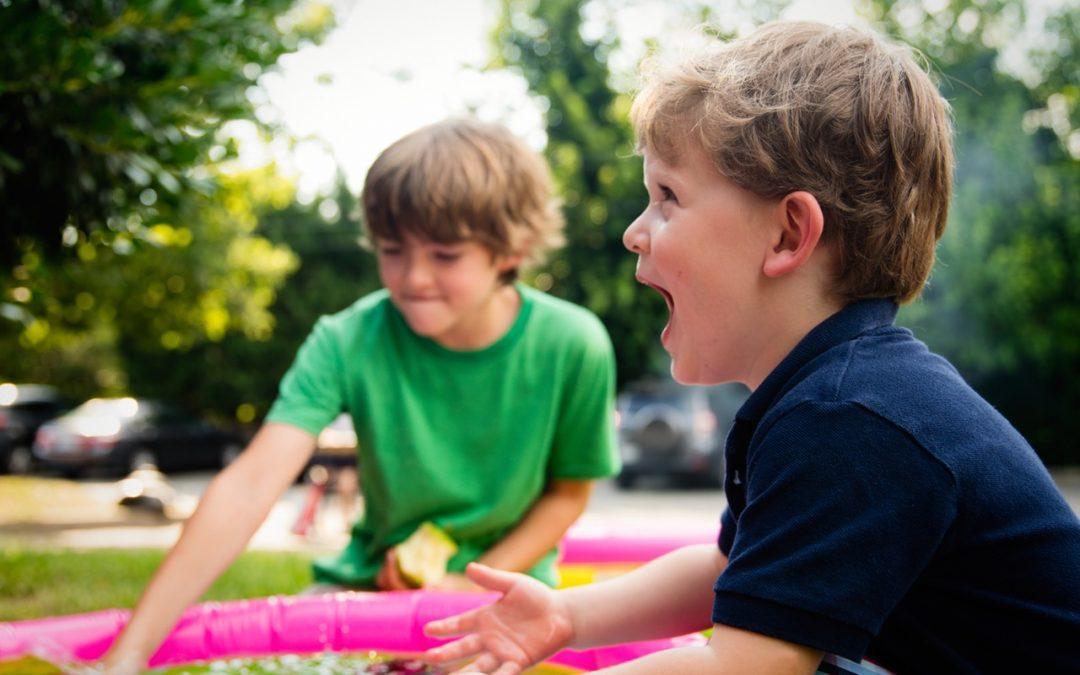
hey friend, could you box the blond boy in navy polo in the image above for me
[423,22,1080,674]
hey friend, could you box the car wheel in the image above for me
[6,446,33,474]
[129,448,159,472]
[220,443,242,468]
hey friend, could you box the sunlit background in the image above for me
[1,0,1077,463]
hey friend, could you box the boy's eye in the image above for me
[434,251,462,262]
[659,185,678,203]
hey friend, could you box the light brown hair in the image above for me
[362,118,564,282]
[631,21,954,304]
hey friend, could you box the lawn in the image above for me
[0,547,314,621]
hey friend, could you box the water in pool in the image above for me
[0,653,577,674]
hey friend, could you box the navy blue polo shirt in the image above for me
[713,299,1080,673]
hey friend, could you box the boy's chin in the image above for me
[669,361,703,386]
[670,359,726,386]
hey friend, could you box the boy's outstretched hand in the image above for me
[423,563,574,675]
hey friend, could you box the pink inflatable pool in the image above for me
[557,523,718,587]
[560,523,718,564]
[0,591,704,670]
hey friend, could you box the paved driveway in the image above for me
[2,469,1078,552]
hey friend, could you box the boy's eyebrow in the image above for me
[644,161,684,192]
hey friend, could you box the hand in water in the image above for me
[423,563,573,675]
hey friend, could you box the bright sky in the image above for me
[234,0,863,199]
[238,0,1058,198]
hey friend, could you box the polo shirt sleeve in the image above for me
[719,506,736,556]
[265,316,346,436]
[547,318,620,480]
[712,400,957,661]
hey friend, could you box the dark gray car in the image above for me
[33,397,243,476]
[0,383,69,474]
[615,380,748,489]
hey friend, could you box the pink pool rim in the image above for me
[559,523,718,564]
[0,591,704,670]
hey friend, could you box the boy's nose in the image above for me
[623,214,650,254]
[402,257,434,290]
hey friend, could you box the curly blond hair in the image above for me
[631,21,954,304]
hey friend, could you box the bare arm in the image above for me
[424,544,726,670]
[566,542,725,647]
[592,623,823,675]
[101,423,316,673]
[477,478,594,573]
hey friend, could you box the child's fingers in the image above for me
[424,607,482,638]
[374,562,391,591]
[491,663,523,675]
[464,652,498,673]
[383,549,411,590]
[464,562,519,593]
[424,633,483,663]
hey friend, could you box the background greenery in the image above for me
[1,0,1076,463]
[0,547,312,620]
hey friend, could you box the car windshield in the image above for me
[54,398,152,437]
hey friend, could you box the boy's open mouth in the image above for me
[638,278,674,316]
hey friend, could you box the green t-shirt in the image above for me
[266,284,620,587]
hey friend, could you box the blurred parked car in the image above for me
[0,383,70,474]
[615,380,748,489]
[32,397,243,476]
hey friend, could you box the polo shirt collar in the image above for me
[735,299,899,424]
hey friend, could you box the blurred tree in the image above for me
[111,170,374,425]
[0,0,333,261]
[495,0,656,388]
[237,175,381,422]
[0,0,341,422]
[0,166,301,418]
[494,0,788,387]
[861,0,1080,463]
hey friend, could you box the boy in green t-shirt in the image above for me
[102,118,620,673]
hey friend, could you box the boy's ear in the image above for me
[496,252,524,273]
[762,191,825,278]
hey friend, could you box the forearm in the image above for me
[108,470,276,660]
[105,424,313,667]
[565,543,725,648]
[476,480,592,573]
[593,644,725,674]
[594,623,823,675]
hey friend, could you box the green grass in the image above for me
[0,548,314,621]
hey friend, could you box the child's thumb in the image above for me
[464,562,518,593]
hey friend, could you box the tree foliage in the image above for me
[0,0,332,260]
[496,0,668,387]
[0,0,338,422]
[1,167,300,411]
[862,0,1080,463]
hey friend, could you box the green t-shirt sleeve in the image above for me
[548,317,621,480]
[265,316,345,436]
